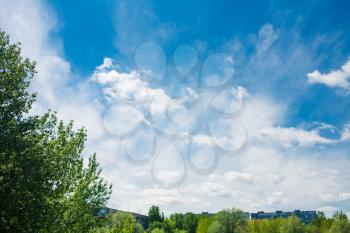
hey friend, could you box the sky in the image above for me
[1,0,350,217]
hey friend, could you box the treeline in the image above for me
[96,206,350,233]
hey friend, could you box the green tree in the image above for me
[148,220,173,233]
[327,212,350,233]
[170,213,185,230]
[163,218,176,233]
[196,216,213,233]
[0,30,111,232]
[151,228,165,233]
[309,212,326,230]
[249,218,283,233]
[306,211,331,233]
[248,219,260,233]
[97,212,144,233]
[208,208,249,233]
[305,224,319,233]
[183,213,198,233]
[173,230,187,233]
[281,216,306,233]
[149,206,165,224]
[207,221,221,233]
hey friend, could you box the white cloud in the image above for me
[307,58,350,91]
[90,58,350,214]
[92,57,169,110]
[340,122,350,141]
[234,96,347,149]
[0,0,56,59]
[209,171,255,184]
[256,126,335,148]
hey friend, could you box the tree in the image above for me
[309,211,326,229]
[163,218,176,233]
[96,212,144,233]
[306,211,332,233]
[149,206,165,224]
[249,218,284,233]
[170,213,185,230]
[173,230,187,233]
[327,212,350,233]
[196,216,213,233]
[0,30,111,232]
[208,209,249,233]
[183,213,198,233]
[207,221,221,233]
[151,228,165,233]
[168,212,198,233]
[333,212,349,222]
[281,216,306,233]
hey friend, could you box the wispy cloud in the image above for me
[113,0,177,58]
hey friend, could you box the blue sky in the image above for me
[50,0,350,127]
[1,0,350,217]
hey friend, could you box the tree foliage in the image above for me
[208,209,249,233]
[141,206,350,233]
[327,212,350,233]
[249,218,283,233]
[96,212,144,233]
[149,206,165,224]
[281,215,305,233]
[0,30,111,232]
[196,216,213,233]
[151,228,165,233]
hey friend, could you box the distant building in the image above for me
[250,210,317,224]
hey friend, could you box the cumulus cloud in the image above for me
[92,57,170,110]
[90,56,350,215]
[92,57,202,139]
[307,58,350,92]
[92,57,347,152]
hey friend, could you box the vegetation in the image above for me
[149,206,165,224]
[144,207,350,233]
[0,30,111,232]
[95,212,144,233]
[99,205,350,233]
